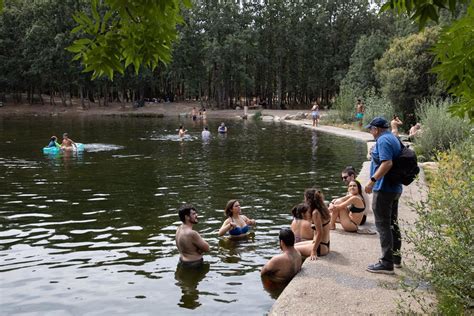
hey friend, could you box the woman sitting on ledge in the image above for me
[218,199,256,239]
[329,180,366,232]
[294,189,331,260]
[290,203,313,243]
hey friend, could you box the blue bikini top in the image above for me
[228,225,249,236]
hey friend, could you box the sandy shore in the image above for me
[0,101,313,120]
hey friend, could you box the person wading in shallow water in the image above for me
[61,133,77,150]
[261,228,302,283]
[175,204,210,268]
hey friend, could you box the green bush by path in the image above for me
[334,87,357,123]
[362,88,394,128]
[414,99,469,161]
[400,139,474,314]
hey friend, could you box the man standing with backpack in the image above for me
[364,117,403,274]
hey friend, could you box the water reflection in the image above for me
[311,130,319,160]
[0,116,368,315]
[217,233,256,264]
[261,277,288,300]
[174,261,210,309]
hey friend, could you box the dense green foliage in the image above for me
[380,0,473,122]
[374,28,440,120]
[68,0,189,79]
[0,0,401,108]
[381,0,468,27]
[413,99,469,160]
[431,1,474,123]
[401,139,474,314]
[362,88,394,127]
[340,31,389,98]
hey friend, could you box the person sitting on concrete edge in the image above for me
[294,188,331,260]
[329,180,366,232]
[339,166,370,225]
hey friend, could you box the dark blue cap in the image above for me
[365,117,389,129]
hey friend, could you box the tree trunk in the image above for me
[38,89,44,105]
[104,82,108,107]
[59,91,67,107]
[80,86,85,110]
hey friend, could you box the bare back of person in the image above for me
[176,225,205,262]
[291,219,313,242]
[263,249,302,283]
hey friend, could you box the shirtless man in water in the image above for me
[61,133,76,150]
[261,228,302,283]
[175,204,210,267]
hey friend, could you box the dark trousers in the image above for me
[372,191,402,267]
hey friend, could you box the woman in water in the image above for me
[290,203,313,243]
[294,189,331,260]
[218,199,256,238]
[328,180,366,232]
[218,122,227,133]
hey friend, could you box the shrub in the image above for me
[374,27,440,118]
[414,99,469,160]
[400,138,474,314]
[334,87,357,123]
[362,88,395,128]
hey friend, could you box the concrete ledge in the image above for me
[270,122,428,315]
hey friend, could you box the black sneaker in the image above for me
[394,262,402,268]
[366,261,394,275]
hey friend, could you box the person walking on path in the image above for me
[364,117,402,275]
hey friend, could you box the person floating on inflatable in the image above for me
[218,122,227,134]
[47,136,61,148]
[61,133,77,150]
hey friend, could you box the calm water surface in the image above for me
[0,116,367,315]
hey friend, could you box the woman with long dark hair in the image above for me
[294,189,331,260]
[329,180,366,232]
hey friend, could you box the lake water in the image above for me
[0,116,367,315]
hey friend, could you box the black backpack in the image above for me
[385,140,420,186]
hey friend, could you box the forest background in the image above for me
[0,0,467,125]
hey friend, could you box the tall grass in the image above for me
[414,99,469,160]
[399,138,474,314]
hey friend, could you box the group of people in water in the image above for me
[175,165,370,284]
[46,133,77,150]
[178,122,228,139]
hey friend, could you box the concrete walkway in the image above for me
[269,121,427,315]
